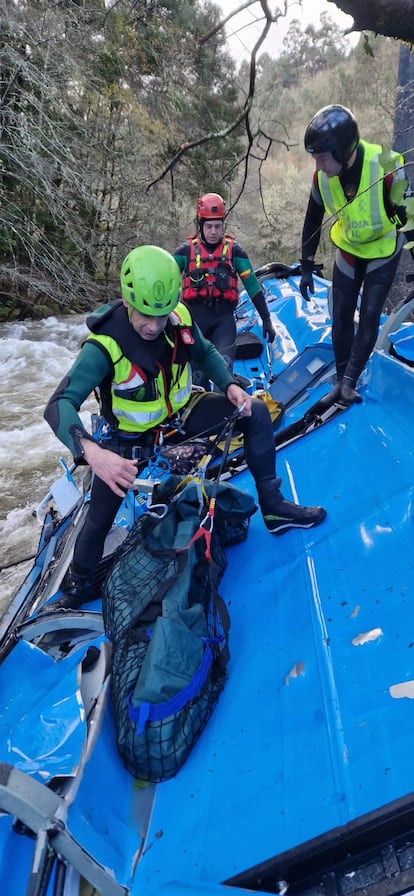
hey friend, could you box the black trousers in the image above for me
[72,393,276,578]
[332,244,402,383]
[183,302,237,379]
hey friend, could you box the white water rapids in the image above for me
[0,313,96,615]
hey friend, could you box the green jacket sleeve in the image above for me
[44,342,111,461]
[173,242,190,273]
[233,251,270,322]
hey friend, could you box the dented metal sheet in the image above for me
[135,349,414,893]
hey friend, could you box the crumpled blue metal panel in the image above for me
[65,697,147,889]
[0,639,87,780]
[389,321,414,362]
[0,820,38,894]
[4,299,414,895]
[235,274,332,387]
[131,347,414,893]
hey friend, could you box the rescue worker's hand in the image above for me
[81,439,138,497]
[262,318,276,343]
[226,383,252,416]
[299,259,315,301]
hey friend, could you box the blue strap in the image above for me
[92,419,114,442]
[127,640,214,734]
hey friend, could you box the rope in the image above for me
[176,404,244,561]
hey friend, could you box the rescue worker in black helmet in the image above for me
[174,192,276,386]
[44,245,326,609]
[300,104,414,405]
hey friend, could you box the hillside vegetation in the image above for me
[0,1,403,320]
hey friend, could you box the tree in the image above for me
[279,14,349,87]
[0,0,243,318]
[329,0,414,44]
[1,0,413,320]
[148,0,414,209]
[217,1,414,47]
[388,43,414,306]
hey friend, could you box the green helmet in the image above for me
[120,245,182,316]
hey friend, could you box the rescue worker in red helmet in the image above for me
[300,104,414,406]
[174,192,275,386]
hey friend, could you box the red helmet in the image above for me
[197,192,226,220]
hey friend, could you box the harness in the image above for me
[182,235,239,307]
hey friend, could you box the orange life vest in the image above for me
[181,234,239,305]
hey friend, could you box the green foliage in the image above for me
[363,34,375,57]
[0,0,242,315]
[380,147,403,175]
[380,149,414,237]
[278,13,350,87]
[0,1,408,318]
[399,197,414,238]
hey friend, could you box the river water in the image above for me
[0,313,96,615]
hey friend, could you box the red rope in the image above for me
[177,497,216,561]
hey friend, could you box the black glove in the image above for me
[262,318,276,343]
[300,259,315,301]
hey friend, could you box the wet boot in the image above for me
[319,380,342,407]
[339,376,362,405]
[50,568,95,611]
[257,478,327,535]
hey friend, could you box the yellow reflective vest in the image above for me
[86,303,194,433]
[317,140,404,259]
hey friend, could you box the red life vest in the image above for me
[181,234,239,305]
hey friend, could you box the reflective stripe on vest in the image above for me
[112,363,192,428]
[114,370,145,393]
[181,235,239,303]
[318,140,403,259]
[87,303,193,433]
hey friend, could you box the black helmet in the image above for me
[304,105,359,164]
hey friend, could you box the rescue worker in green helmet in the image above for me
[300,104,414,405]
[174,192,276,386]
[44,244,326,609]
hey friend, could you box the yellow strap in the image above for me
[191,236,201,269]
[179,389,206,427]
[211,391,283,453]
[257,390,284,422]
[172,474,208,509]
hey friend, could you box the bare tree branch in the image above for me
[200,0,264,44]
[145,0,296,208]
[145,0,414,219]
[145,115,246,194]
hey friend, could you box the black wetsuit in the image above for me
[44,303,277,579]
